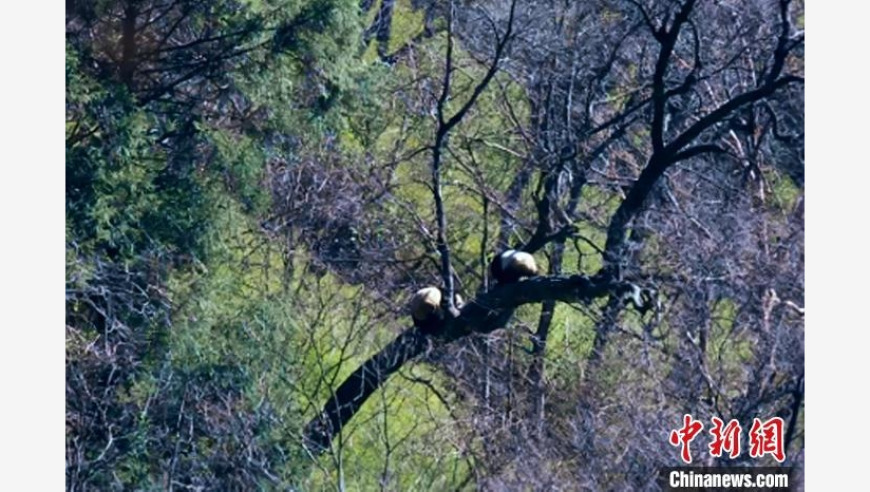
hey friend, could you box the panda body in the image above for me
[617,284,656,314]
[490,249,539,284]
[410,287,442,328]
[409,287,464,334]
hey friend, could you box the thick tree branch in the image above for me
[651,0,697,153]
[302,271,627,454]
[119,2,139,86]
[603,12,802,273]
[783,373,804,458]
[431,0,457,312]
[439,0,517,136]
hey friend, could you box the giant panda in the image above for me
[617,283,656,314]
[489,249,539,284]
[409,287,464,334]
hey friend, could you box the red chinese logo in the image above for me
[709,417,741,459]
[749,417,785,463]
[669,414,705,464]
[669,415,786,463]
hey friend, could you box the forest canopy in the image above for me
[66,0,804,489]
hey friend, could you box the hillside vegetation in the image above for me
[66,0,804,489]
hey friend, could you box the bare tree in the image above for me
[294,0,803,488]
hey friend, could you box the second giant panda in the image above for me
[489,249,539,284]
[409,287,464,334]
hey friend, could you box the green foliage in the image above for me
[67,0,804,488]
[304,366,472,490]
[66,0,373,488]
[707,298,755,398]
[766,167,802,212]
[545,302,598,380]
[388,0,426,53]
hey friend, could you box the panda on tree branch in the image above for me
[306,249,663,454]
[489,249,539,284]
[488,249,655,314]
[406,250,542,337]
[409,286,464,335]
[306,267,663,454]
[408,250,656,338]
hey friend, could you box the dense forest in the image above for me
[66,0,804,489]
